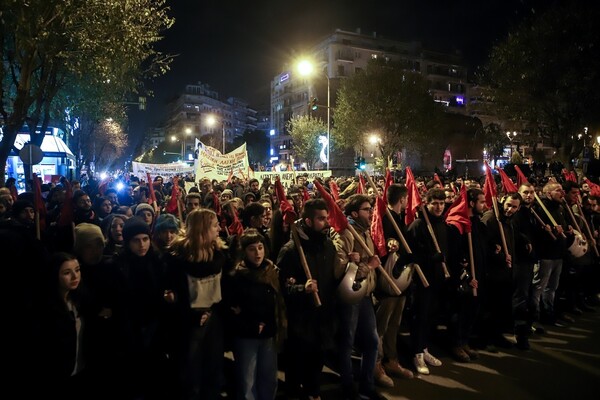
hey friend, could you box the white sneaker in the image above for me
[423,348,442,367]
[413,353,430,375]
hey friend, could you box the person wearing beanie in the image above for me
[152,213,180,256]
[107,215,165,397]
[11,200,35,227]
[73,223,105,265]
[134,203,155,227]
[122,216,152,247]
[221,189,233,202]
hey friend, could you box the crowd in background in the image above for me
[1,167,599,400]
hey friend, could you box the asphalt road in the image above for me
[284,309,600,400]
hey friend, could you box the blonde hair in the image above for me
[170,209,226,262]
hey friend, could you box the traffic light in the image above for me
[359,157,366,170]
[354,156,361,169]
[309,97,318,111]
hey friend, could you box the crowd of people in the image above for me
[1,168,599,400]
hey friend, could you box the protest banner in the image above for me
[254,170,332,188]
[132,162,194,180]
[195,142,249,181]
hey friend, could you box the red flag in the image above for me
[165,177,179,214]
[212,192,221,216]
[483,162,497,209]
[498,168,518,193]
[146,173,157,205]
[370,195,388,257]
[32,174,47,231]
[302,186,311,202]
[330,179,340,201]
[275,178,297,225]
[433,173,444,188]
[382,168,394,201]
[445,185,471,234]
[58,180,74,227]
[357,175,366,194]
[514,165,529,186]
[584,178,600,197]
[404,166,422,226]
[228,205,244,236]
[562,169,577,183]
[313,178,349,232]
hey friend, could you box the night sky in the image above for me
[128,0,552,143]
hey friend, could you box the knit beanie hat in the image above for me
[12,200,34,216]
[134,203,154,216]
[153,213,180,233]
[221,189,233,198]
[122,216,151,243]
[73,223,105,254]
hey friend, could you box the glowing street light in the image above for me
[297,59,330,171]
[206,115,225,153]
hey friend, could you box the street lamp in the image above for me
[172,127,192,160]
[206,115,225,153]
[506,131,517,158]
[297,59,330,171]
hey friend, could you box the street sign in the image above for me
[19,144,44,165]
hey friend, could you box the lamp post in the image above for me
[506,131,517,158]
[172,127,192,161]
[207,115,225,153]
[297,60,330,171]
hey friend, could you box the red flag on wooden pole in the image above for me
[165,177,179,214]
[483,162,497,209]
[382,168,394,201]
[514,165,529,186]
[58,180,74,227]
[498,168,518,193]
[275,178,297,225]
[445,185,471,234]
[404,166,422,226]
[433,173,444,188]
[146,172,158,206]
[329,179,340,201]
[357,175,366,194]
[371,195,388,257]
[313,179,349,232]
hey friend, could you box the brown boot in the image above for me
[374,361,394,387]
[383,359,414,379]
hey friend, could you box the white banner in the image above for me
[195,142,249,181]
[254,170,332,188]
[132,162,194,180]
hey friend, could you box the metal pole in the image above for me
[222,123,225,154]
[326,74,330,171]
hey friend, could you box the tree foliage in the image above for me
[0,0,173,184]
[481,123,509,160]
[285,114,327,169]
[482,1,600,162]
[333,60,443,167]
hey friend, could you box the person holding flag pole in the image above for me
[276,178,340,400]
[406,185,458,375]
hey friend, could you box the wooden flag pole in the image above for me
[363,172,429,288]
[576,202,599,257]
[491,197,511,268]
[290,223,322,307]
[419,204,451,278]
[534,192,567,238]
[467,232,477,297]
[346,224,402,296]
[530,208,557,240]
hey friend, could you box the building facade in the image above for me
[270,28,469,170]
[163,82,257,158]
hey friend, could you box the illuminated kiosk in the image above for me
[6,128,76,188]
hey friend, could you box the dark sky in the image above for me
[129,0,551,138]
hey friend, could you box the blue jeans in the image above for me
[233,337,278,400]
[532,259,563,320]
[338,296,378,392]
